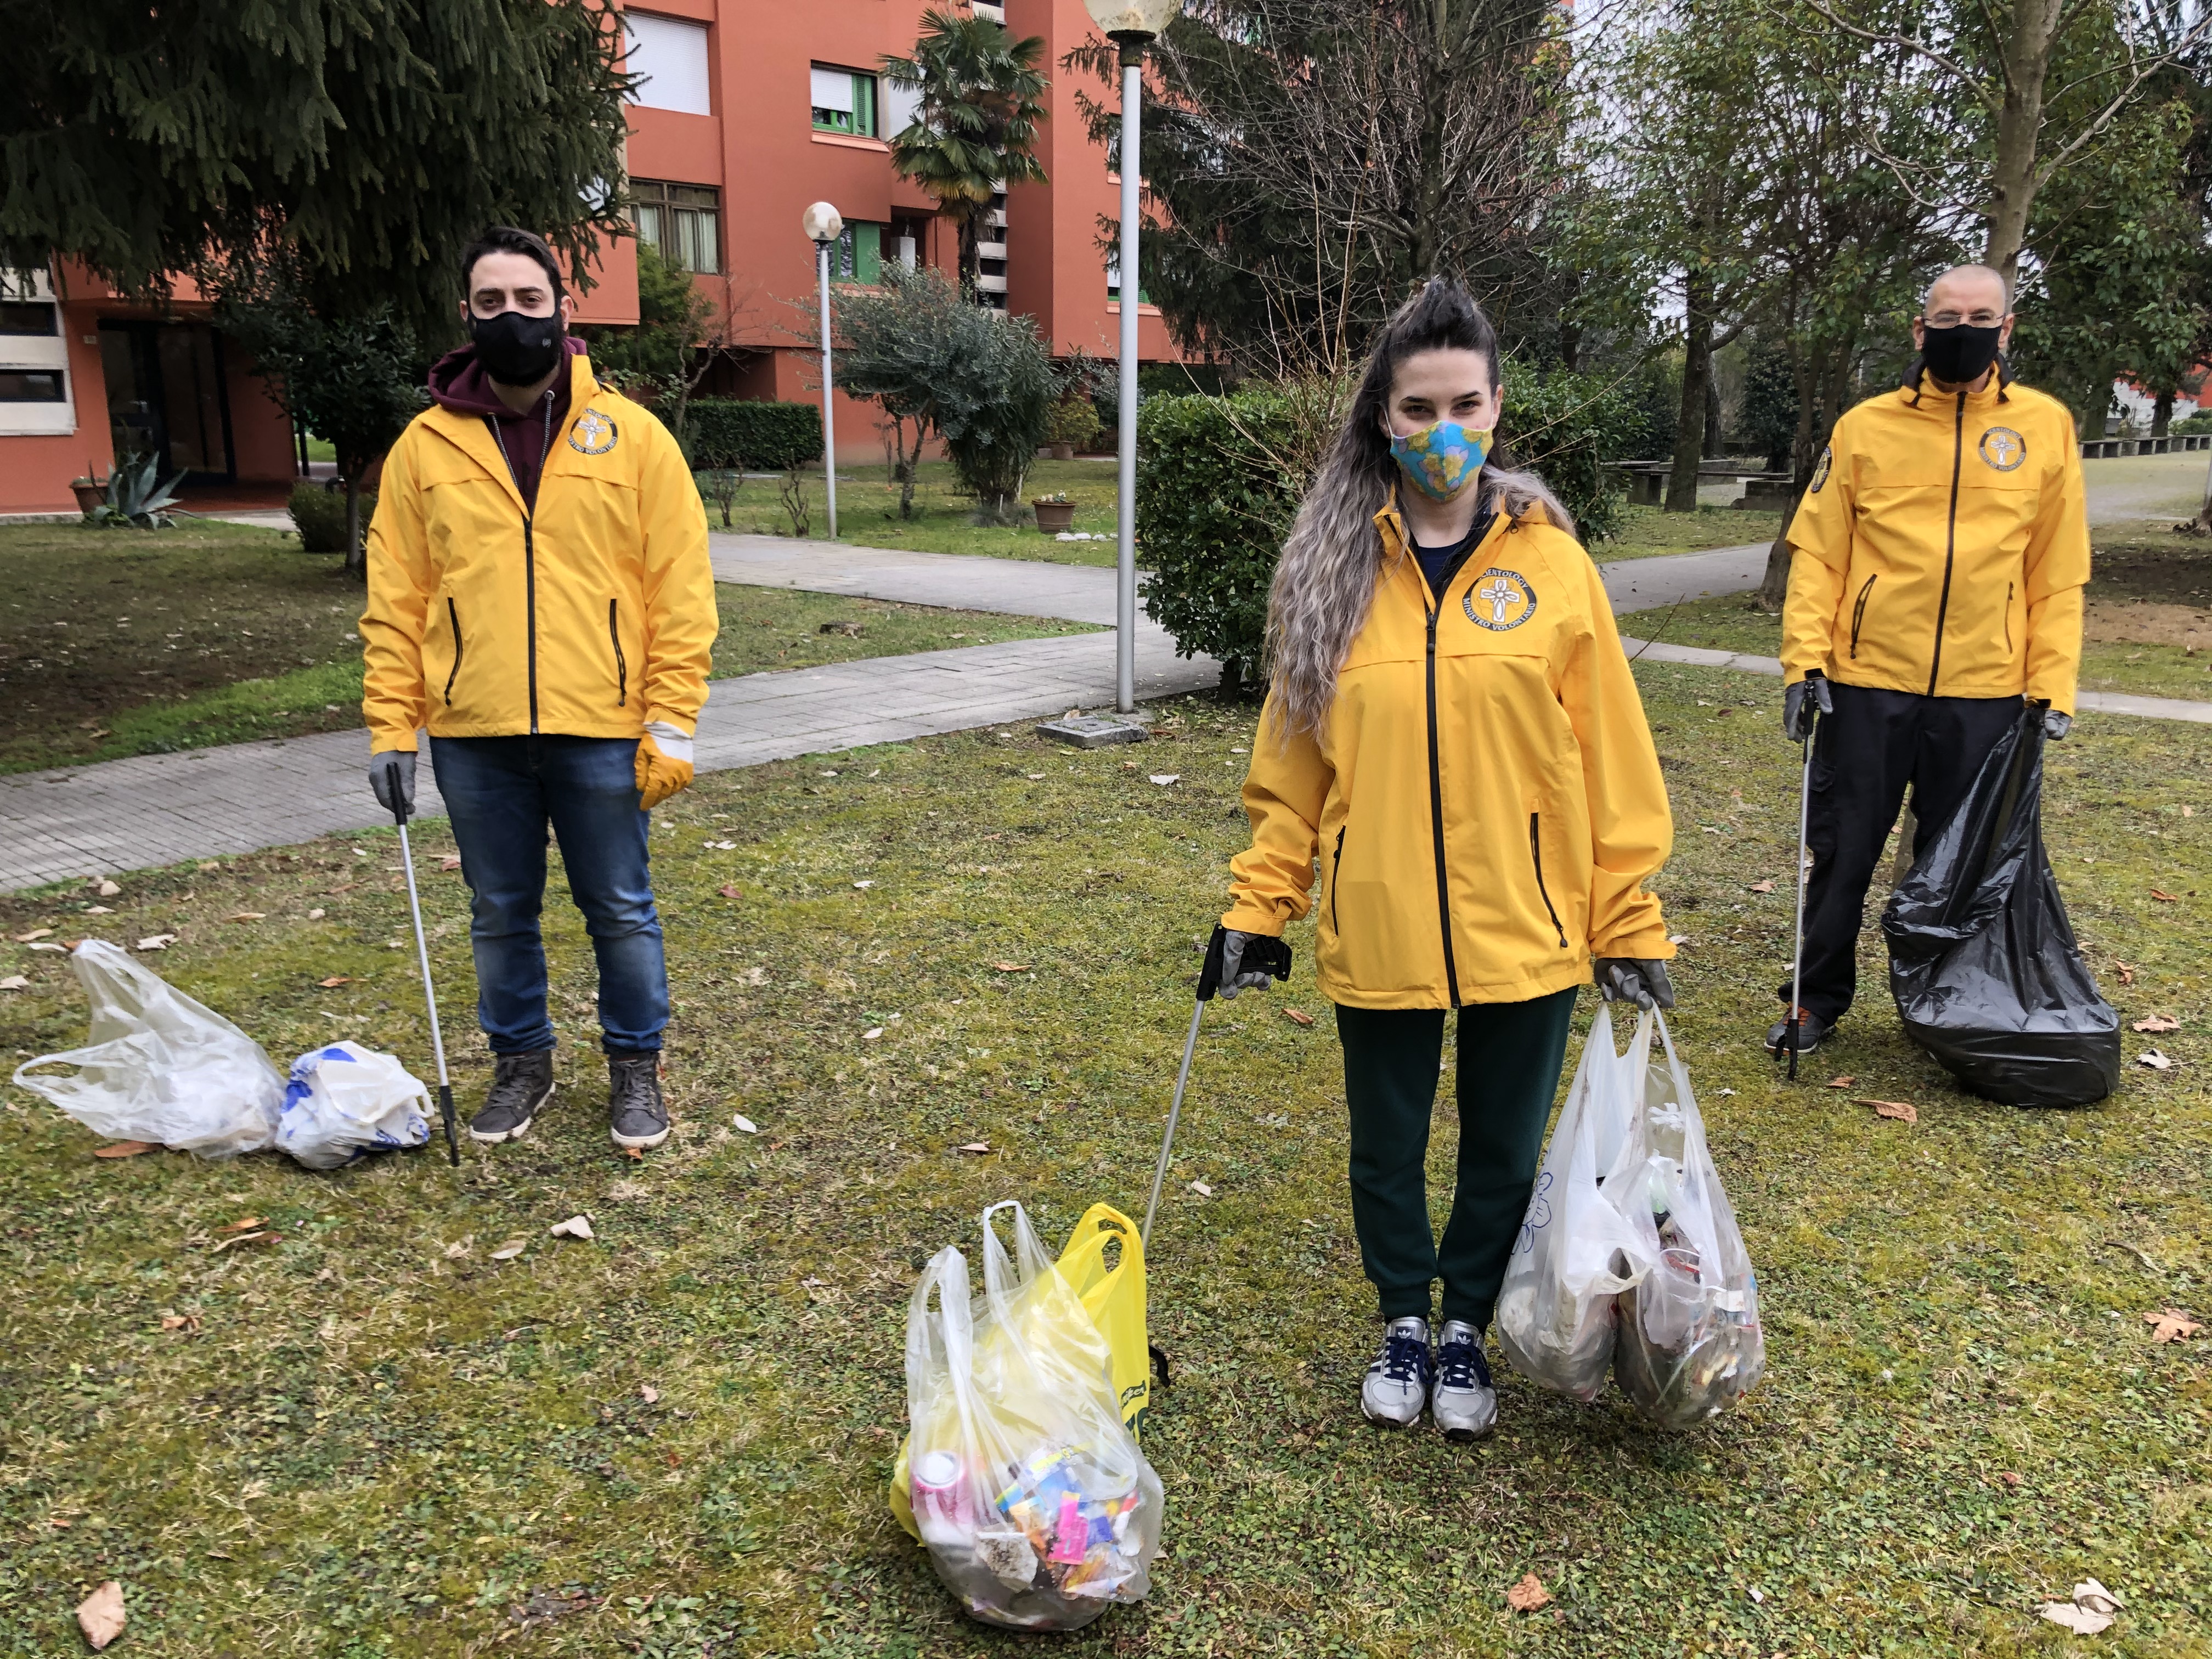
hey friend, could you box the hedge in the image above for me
[686,400,823,471]
[287,482,374,554]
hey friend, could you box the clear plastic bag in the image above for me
[10,940,283,1158]
[277,1041,431,1170]
[1497,1003,1655,1400]
[902,1201,1164,1632]
[1609,1009,1765,1427]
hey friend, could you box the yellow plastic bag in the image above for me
[891,1202,1164,1629]
[1052,1204,1151,1436]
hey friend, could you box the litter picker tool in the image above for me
[391,789,460,1165]
[1778,713,1817,1081]
[1141,925,1292,1249]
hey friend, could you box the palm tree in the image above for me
[881,8,1049,289]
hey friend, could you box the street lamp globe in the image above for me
[1082,0,1182,40]
[801,201,844,246]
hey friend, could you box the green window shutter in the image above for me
[854,223,882,284]
[853,74,877,138]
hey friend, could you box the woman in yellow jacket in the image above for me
[1212,281,1676,1440]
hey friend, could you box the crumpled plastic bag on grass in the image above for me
[900,1201,1164,1632]
[1497,1003,1655,1400]
[1610,1009,1765,1428]
[277,1041,430,1170]
[10,940,281,1158]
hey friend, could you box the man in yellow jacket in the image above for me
[360,227,716,1150]
[1774,263,2087,1055]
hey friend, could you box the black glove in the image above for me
[1198,924,1293,1002]
[1594,957,1675,1011]
[369,750,417,822]
[2043,707,2071,741]
[1782,671,1832,742]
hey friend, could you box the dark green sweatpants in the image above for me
[1337,988,1578,1329]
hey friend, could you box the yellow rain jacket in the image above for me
[361,353,716,753]
[1225,504,1675,1009]
[1781,374,2087,713]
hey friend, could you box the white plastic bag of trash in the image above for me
[10,939,283,1157]
[278,1041,431,1170]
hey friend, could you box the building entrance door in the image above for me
[98,322,236,483]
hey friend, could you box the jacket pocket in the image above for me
[1328,823,1347,935]
[1849,574,1877,660]
[442,597,465,706]
[607,598,628,708]
[1529,812,1567,950]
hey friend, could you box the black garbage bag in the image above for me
[1880,707,2120,1108]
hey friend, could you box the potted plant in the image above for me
[1032,490,1077,534]
[70,458,109,516]
[1041,396,1103,461]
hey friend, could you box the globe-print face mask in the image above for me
[1388,419,1494,501]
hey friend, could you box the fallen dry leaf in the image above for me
[2074,1579,2123,1615]
[1283,1007,1316,1026]
[2038,1602,2114,1636]
[1504,1572,1551,1613]
[76,1580,125,1651]
[1857,1098,1919,1123]
[28,940,65,952]
[1996,1470,2023,1488]
[549,1215,595,1241]
[0,975,27,991]
[97,879,120,897]
[1748,879,1776,893]
[439,854,463,870]
[136,934,175,951]
[227,912,266,923]
[991,962,1032,973]
[956,1142,994,1155]
[2149,889,2181,902]
[12,928,52,943]
[1189,1180,1215,1198]
[2137,1048,2174,1070]
[621,1144,645,1163]
[1148,773,1180,785]
[159,1313,200,1333]
[718,883,742,900]
[2132,1014,2181,1033]
[2146,1308,2202,1343]
[1825,1075,1857,1088]
[2115,961,2136,985]
[732,1114,758,1134]
[489,1239,528,1261]
[443,1239,471,1259]
[640,1384,659,1404]
[215,1215,266,1233]
[306,907,326,921]
[210,1230,276,1253]
[93,1141,157,1159]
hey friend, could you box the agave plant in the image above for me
[84,452,186,529]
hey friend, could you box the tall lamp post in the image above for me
[802,200,843,539]
[1086,0,1183,715]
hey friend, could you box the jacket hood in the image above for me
[428,334,590,418]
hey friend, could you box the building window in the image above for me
[811,65,877,136]
[1,301,58,336]
[633,180,721,275]
[1105,255,1149,305]
[625,13,713,116]
[0,269,71,434]
[0,369,64,401]
[834,223,884,284]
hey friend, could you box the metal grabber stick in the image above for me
[393,791,460,1165]
[1142,926,1292,1249]
[1780,712,1818,1081]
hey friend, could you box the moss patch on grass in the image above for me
[1,674,2207,1656]
[1604,503,1783,561]
[707,588,1095,680]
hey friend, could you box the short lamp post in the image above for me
[1086,0,1183,715]
[802,200,843,539]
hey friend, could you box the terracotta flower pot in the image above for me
[1047,442,1076,461]
[1033,500,1077,534]
[71,479,107,514]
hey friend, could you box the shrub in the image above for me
[1136,390,1299,692]
[1044,396,1104,451]
[1497,360,1641,546]
[686,400,823,472]
[290,482,373,554]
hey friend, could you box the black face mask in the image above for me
[470,308,566,387]
[1920,322,2002,388]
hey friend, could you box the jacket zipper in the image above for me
[1424,600,1463,1007]
[486,398,557,734]
[1927,391,1965,695]
[608,598,628,707]
[1849,574,1877,659]
[443,597,465,705]
[1528,812,1567,949]
[1329,824,1346,934]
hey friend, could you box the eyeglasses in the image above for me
[1923,310,2006,329]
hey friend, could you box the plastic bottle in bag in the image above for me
[1608,1011,1764,1428]
[901,1203,1164,1632]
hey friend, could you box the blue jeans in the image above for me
[428,736,667,1056]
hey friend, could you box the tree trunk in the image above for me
[959,212,980,289]
[1704,371,1725,459]
[1666,278,1714,512]
[344,473,365,580]
[2152,390,2174,438]
[1982,0,2067,288]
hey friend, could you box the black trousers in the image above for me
[1781,681,2021,1023]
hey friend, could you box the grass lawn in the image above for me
[0,523,1085,775]
[718,464,1776,569]
[2,668,2207,1656]
[1626,524,2212,703]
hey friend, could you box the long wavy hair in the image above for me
[1264,280,1568,738]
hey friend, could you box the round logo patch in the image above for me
[1464,567,1537,631]
[1809,444,1832,493]
[568,409,618,455]
[1978,426,2025,472]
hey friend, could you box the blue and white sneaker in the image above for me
[1432,1319,1498,1441]
[1361,1316,1434,1428]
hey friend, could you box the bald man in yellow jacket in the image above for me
[1771,263,2087,1056]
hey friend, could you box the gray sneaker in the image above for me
[1360,1316,1433,1429]
[608,1053,671,1150]
[469,1049,555,1144]
[1432,1319,1498,1442]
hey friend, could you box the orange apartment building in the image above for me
[0,0,1176,515]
